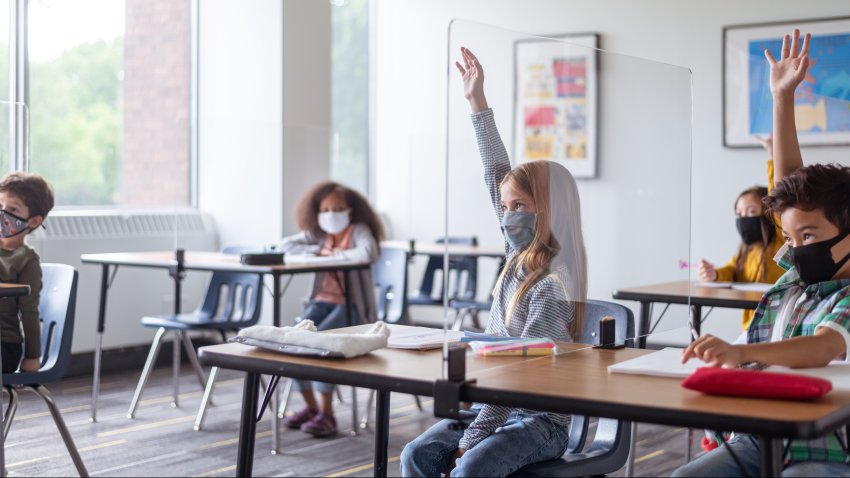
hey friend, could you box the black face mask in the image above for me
[792,229,850,285]
[736,216,763,245]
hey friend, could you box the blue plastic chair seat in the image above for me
[140,314,247,330]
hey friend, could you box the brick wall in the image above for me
[122,0,190,207]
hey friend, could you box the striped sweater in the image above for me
[458,109,574,451]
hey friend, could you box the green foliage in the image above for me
[331,0,369,194]
[30,38,122,206]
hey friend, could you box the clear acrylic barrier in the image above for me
[443,20,694,360]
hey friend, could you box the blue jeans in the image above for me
[400,408,569,477]
[293,301,355,394]
[672,434,850,477]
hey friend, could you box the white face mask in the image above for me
[318,210,351,235]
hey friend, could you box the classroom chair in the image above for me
[2,263,88,477]
[408,237,478,319]
[359,245,422,428]
[511,299,634,477]
[448,256,505,331]
[128,246,263,419]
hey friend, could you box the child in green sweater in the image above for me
[0,172,54,373]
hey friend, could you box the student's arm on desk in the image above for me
[682,328,845,369]
[334,224,379,263]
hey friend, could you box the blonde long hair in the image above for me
[496,161,587,338]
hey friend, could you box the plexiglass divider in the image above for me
[443,20,694,361]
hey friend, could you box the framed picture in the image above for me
[723,16,850,148]
[513,33,598,178]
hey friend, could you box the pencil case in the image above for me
[240,252,285,265]
[681,367,832,400]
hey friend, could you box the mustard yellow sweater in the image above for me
[714,160,784,330]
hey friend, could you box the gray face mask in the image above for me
[501,211,537,251]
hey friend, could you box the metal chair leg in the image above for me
[179,331,209,392]
[414,395,423,411]
[172,330,181,408]
[686,428,694,462]
[276,379,293,419]
[128,327,167,419]
[335,385,345,404]
[350,386,359,436]
[193,366,220,431]
[625,422,638,476]
[3,387,18,440]
[31,385,89,477]
[360,389,376,429]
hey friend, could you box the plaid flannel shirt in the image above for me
[746,246,850,464]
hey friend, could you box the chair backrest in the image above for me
[566,299,635,453]
[373,246,409,324]
[195,245,263,326]
[415,236,478,301]
[4,263,78,384]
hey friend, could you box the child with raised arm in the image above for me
[400,47,588,477]
[279,181,384,437]
[673,29,850,477]
[0,172,54,374]
[698,135,785,330]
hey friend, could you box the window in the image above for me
[330,0,370,195]
[12,0,193,208]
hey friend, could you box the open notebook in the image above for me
[608,347,850,391]
[696,282,773,293]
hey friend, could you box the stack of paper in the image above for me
[385,325,463,350]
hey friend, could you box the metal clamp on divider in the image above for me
[593,316,625,349]
[434,346,476,430]
[169,248,187,280]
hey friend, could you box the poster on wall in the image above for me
[513,33,598,178]
[724,16,850,148]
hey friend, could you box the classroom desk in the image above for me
[198,334,850,478]
[79,251,371,426]
[381,240,505,258]
[613,280,763,348]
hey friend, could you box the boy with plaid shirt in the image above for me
[674,29,850,477]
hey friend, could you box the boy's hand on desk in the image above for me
[20,357,40,372]
[698,259,716,282]
[682,334,743,367]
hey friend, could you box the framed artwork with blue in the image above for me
[723,16,850,148]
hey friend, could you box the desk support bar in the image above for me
[91,264,115,422]
[373,391,390,478]
[238,372,260,477]
[758,436,782,477]
[434,346,476,425]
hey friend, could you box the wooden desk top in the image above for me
[613,280,764,309]
[0,283,29,298]
[199,338,850,439]
[382,240,505,258]
[80,251,371,274]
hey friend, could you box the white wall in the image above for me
[372,0,850,344]
[198,0,330,326]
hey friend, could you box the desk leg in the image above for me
[691,305,703,337]
[237,372,260,478]
[636,302,651,349]
[91,264,112,422]
[758,436,782,477]
[271,273,282,451]
[343,270,358,436]
[373,390,390,478]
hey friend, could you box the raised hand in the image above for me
[754,133,773,159]
[764,29,811,98]
[455,47,488,113]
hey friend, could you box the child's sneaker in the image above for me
[282,407,318,429]
[301,412,337,437]
[701,436,720,452]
